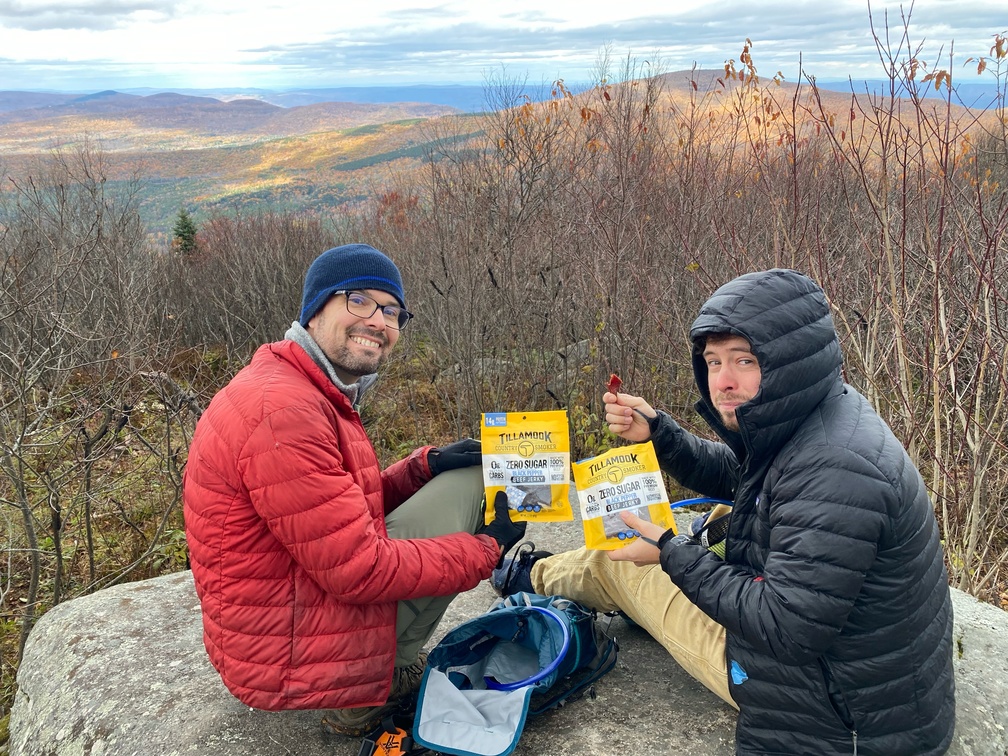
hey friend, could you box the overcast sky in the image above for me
[0,0,1004,92]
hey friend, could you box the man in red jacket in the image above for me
[183,243,524,736]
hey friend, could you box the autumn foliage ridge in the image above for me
[2,22,1008,734]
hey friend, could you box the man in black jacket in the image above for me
[494,269,955,755]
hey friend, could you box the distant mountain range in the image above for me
[1,73,1001,120]
[0,89,463,131]
[0,85,495,116]
[142,85,498,112]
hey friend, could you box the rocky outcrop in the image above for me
[9,515,1008,755]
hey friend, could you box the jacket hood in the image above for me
[689,269,843,460]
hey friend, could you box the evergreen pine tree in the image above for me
[172,208,199,256]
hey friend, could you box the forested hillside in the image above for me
[0,90,467,231]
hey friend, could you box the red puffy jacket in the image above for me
[183,340,499,711]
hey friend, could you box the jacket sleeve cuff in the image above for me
[417,445,436,480]
[657,527,679,550]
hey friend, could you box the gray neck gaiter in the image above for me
[284,321,377,407]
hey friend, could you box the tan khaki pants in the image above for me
[532,547,737,709]
[385,466,485,667]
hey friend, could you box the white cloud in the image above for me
[0,0,1003,90]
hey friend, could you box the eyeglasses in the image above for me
[337,290,413,330]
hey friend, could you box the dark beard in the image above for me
[720,410,740,431]
[327,344,384,379]
[325,329,389,379]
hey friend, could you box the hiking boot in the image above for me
[490,541,552,596]
[389,649,428,700]
[321,650,429,737]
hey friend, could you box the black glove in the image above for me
[477,492,527,559]
[428,438,482,476]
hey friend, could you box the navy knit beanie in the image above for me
[298,244,406,326]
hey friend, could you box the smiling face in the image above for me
[703,333,761,431]
[306,289,400,383]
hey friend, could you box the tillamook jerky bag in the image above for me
[572,441,677,550]
[481,410,573,523]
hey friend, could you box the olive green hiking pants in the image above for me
[384,466,486,667]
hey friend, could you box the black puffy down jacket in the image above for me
[655,269,955,755]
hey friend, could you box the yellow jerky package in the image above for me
[481,411,573,523]
[572,441,677,550]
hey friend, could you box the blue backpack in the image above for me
[412,592,618,756]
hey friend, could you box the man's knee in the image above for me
[387,467,486,538]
